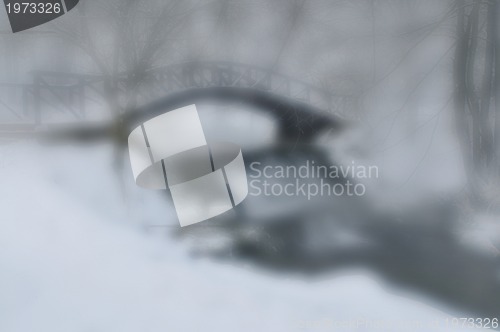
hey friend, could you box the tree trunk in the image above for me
[479,0,495,176]
[454,0,474,188]
[494,0,500,175]
[466,2,481,170]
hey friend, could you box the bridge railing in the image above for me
[0,83,28,123]
[138,61,357,116]
[0,61,359,128]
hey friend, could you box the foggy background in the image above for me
[0,1,499,331]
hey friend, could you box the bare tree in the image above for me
[51,0,207,139]
[453,0,500,207]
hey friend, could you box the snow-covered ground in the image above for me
[0,140,479,332]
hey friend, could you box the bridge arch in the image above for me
[125,86,344,143]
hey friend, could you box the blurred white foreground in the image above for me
[0,141,478,332]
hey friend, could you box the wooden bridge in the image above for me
[0,61,358,139]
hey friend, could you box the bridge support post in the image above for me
[33,77,41,126]
[78,79,86,119]
[22,86,29,117]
